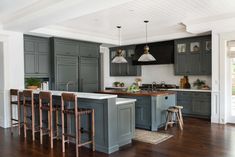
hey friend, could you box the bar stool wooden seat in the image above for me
[61,93,95,157]
[165,107,183,131]
[39,91,60,149]
[23,90,39,141]
[10,89,23,135]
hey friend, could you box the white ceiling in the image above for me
[2,0,235,45]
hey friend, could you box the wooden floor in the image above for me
[1,118,235,157]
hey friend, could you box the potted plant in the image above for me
[26,78,41,89]
[113,81,121,87]
[193,79,206,89]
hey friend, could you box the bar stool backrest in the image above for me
[39,91,52,102]
[23,90,33,98]
[10,89,19,96]
[61,93,77,112]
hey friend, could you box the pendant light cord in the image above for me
[117,26,121,46]
[146,22,147,45]
[144,21,149,46]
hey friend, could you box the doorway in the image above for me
[227,41,235,123]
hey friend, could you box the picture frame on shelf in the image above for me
[177,43,186,53]
[190,42,200,52]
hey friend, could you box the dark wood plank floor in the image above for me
[0,118,235,157]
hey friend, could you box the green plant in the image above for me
[193,79,205,87]
[26,78,41,87]
[113,81,121,87]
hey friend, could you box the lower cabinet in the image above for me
[119,94,176,131]
[177,91,211,118]
[117,101,135,146]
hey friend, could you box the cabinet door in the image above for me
[126,58,141,76]
[135,97,151,129]
[24,38,37,75]
[55,56,78,91]
[79,42,99,57]
[188,53,201,75]
[38,54,50,75]
[192,92,211,116]
[25,53,36,74]
[201,37,212,75]
[177,92,192,114]
[54,39,78,56]
[37,40,50,75]
[79,57,99,92]
[175,54,189,75]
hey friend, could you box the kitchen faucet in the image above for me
[66,81,75,91]
[151,81,157,91]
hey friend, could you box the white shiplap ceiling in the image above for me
[50,0,235,44]
[2,0,235,45]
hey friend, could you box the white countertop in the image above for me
[116,98,136,105]
[21,90,117,100]
[168,88,211,92]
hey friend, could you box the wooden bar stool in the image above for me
[165,107,183,131]
[23,90,39,141]
[39,91,60,148]
[61,93,95,157]
[173,106,184,126]
[10,89,23,135]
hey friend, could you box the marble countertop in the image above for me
[21,90,117,100]
[167,88,211,92]
[116,98,136,105]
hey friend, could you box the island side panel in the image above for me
[151,94,176,131]
[78,97,119,154]
[117,102,135,146]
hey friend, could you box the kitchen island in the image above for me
[21,90,136,154]
[99,90,176,131]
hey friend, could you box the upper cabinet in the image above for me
[174,35,211,75]
[79,42,99,57]
[51,37,100,92]
[110,45,141,76]
[24,35,50,78]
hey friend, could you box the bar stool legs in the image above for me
[10,89,22,136]
[165,107,183,131]
[39,91,60,149]
[23,90,38,141]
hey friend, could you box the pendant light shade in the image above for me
[138,21,156,62]
[112,26,127,63]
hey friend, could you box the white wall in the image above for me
[0,30,24,128]
[101,47,211,88]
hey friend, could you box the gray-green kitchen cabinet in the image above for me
[55,55,78,91]
[51,37,100,92]
[118,94,176,131]
[110,46,141,76]
[24,35,50,78]
[174,35,211,75]
[176,91,211,118]
[79,57,99,92]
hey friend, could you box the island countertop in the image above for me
[98,90,176,96]
[20,90,117,100]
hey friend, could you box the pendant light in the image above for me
[111,26,128,64]
[138,21,156,62]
